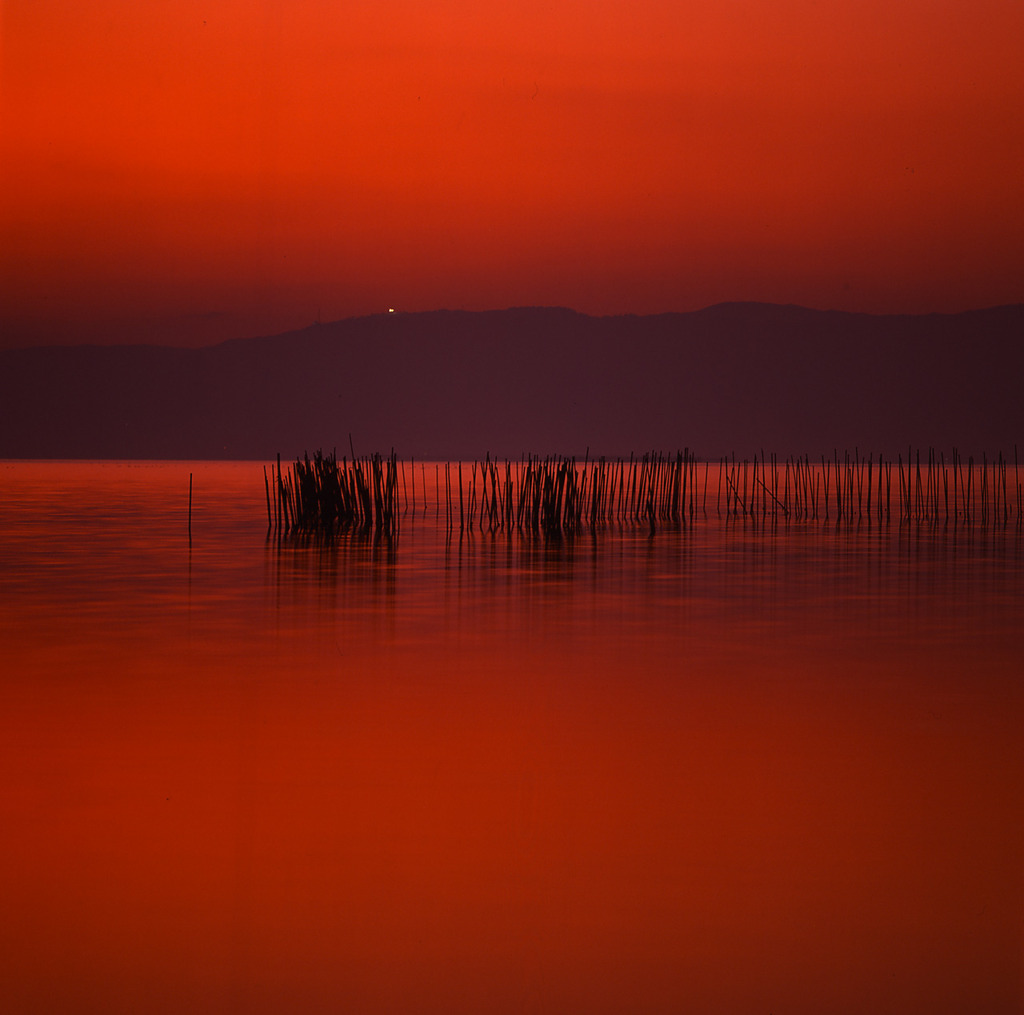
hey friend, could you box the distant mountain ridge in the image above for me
[1,303,1021,460]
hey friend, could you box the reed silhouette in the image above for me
[270,445,1022,540]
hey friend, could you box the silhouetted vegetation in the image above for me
[268,449,399,538]
[269,445,1022,541]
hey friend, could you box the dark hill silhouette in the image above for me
[1,303,1021,460]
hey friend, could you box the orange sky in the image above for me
[2,0,1022,347]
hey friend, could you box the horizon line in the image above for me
[6,300,1023,354]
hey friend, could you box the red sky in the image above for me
[2,0,1022,348]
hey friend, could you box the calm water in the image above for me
[1,461,1022,1014]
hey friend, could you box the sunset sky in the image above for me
[2,0,1022,348]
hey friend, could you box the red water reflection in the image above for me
[0,463,1021,1013]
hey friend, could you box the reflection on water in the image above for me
[1,461,1022,1014]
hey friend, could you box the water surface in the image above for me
[1,461,1021,1013]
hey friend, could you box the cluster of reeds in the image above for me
[434,451,703,536]
[264,445,1022,539]
[265,450,399,537]
[716,447,1022,525]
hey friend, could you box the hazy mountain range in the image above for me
[1,303,1021,461]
